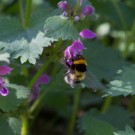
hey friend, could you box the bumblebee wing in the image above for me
[60,57,68,69]
[60,57,65,65]
[82,70,105,91]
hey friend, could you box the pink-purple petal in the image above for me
[35,74,50,86]
[31,74,50,100]
[64,45,72,58]
[0,77,5,87]
[71,39,85,51]
[66,60,73,66]
[0,66,13,75]
[31,85,39,100]
[0,87,9,96]
[64,39,86,59]
[58,1,69,10]
[79,29,96,39]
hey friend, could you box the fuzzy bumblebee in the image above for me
[64,55,87,88]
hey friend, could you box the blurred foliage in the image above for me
[0,117,21,135]
[0,0,135,135]
[114,126,135,135]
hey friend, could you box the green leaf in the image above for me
[0,17,23,41]
[44,16,79,40]
[0,117,21,135]
[42,91,69,117]
[114,126,135,135]
[91,1,135,30]
[6,84,30,99]
[12,31,57,64]
[0,16,57,64]
[47,69,73,90]
[0,83,30,112]
[34,70,71,117]
[80,94,102,107]
[8,117,22,135]
[79,114,115,135]
[105,64,135,96]
[126,0,135,9]
[84,41,129,81]
[82,69,105,90]
[86,106,132,130]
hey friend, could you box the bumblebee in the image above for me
[64,55,104,90]
[64,55,87,88]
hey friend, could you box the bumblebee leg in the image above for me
[64,71,75,88]
[64,70,70,75]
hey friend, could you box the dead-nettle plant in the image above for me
[0,0,135,135]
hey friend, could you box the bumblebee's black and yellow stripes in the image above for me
[64,55,87,87]
[71,55,87,72]
[64,54,104,89]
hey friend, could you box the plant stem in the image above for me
[111,0,127,31]
[24,0,32,28]
[21,115,29,135]
[28,58,51,89]
[101,96,112,114]
[29,88,50,114]
[22,40,62,133]
[20,59,51,135]
[75,0,81,13]
[68,88,81,135]
[29,63,60,115]
[19,0,25,27]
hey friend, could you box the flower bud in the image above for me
[79,29,96,39]
[57,1,69,10]
[74,16,80,22]
[82,5,95,16]
[62,11,68,17]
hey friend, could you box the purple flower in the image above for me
[74,16,80,22]
[0,79,9,96]
[0,66,12,96]
[0,77,9,96]
[79,29,96,39]
[62,11,68,17]
[81,5,95,16]
[71,39,85,52]
[64,39,85,61]
[31,74,50,100]
[58,1,69,11]
[0,66,13,75]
